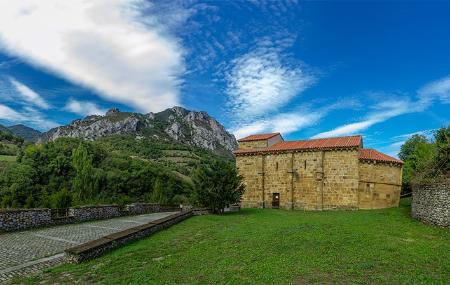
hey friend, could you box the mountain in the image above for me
[7,124,41,142]
[0,124,10,133]
[39,106,238,156]
[0,123,41,142]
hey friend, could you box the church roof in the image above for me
[359,148,403,164]
[237,133,281,142]
[234,135,362,154]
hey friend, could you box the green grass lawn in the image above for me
[15,199,450,285]
[0,155,16,162]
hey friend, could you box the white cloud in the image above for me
[226,47,315,121]
[312,75,450,139]
[418,76,450,105]
[0,104,57,130]
[312,98,415,138]
[0,0,186,113]
[64,99,106,117]
[0,104,22,121]
[9,77,50,109]
[232,109,324,139]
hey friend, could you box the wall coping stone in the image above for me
[65,210,193,262]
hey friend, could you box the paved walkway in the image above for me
[0,212,176,283]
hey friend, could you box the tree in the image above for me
[399,134,429,161]
[72,143,94,201]
[434,126,450,173]
[192,160,245,214]
[400,137,435,190]
[151,178,168,204]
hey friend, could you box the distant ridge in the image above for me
[0,123,41,142]
[39,106,238,157]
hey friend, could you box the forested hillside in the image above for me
[0,135,231,209]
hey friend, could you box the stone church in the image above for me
[234,133,403,210]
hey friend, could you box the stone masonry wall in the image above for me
[322,150,360,210]
[237,155,264,208]
[68,205,121,222]
[126,203,160,215]
[237,149,361,210]
[238,140,268,150]
[411,183,449,228]
[358,162,402,209]
[0,208,51,231]
[0,203,171,232]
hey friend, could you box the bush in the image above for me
[192,160,245,214]
[172,194,189,205]
[51,189,73,209]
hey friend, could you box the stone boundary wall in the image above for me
[411,183,450,228]
[0,208,51,231]
[0,203,176,232]
[68,205,121,222]
[65,210,194,263]
[126,203,160,215]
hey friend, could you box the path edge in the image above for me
[65,210,194,263]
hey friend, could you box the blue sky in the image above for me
[0,1,449,157]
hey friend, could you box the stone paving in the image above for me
[0,211,176,283]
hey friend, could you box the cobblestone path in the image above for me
[0,212,176,283]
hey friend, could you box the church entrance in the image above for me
[272,193,280,209]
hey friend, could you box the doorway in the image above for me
[272,193,280,209]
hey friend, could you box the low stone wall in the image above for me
[65,210,194,263]
[68,205,121,222]
[0,209,51,231]
[0,203,181,232]
[411,183,450,228]
[126,203,159,215]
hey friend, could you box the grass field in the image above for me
[0,155,16,162]
[15,199,450,285]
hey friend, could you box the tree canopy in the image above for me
[192,160,245,214]
[0,136,230,209]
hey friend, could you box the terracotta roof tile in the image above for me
[234,135,362,155]
[359,149,403,164]
[237,133,281,142]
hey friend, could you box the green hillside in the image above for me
[0,129,23,156]
[0,135,231,209]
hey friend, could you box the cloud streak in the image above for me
[0,104,58,130]
[9,78,50,109]
[0,0,186,113]
[64,99,106,117]
[312,76,450,139]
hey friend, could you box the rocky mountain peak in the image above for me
[38,106,238,156]
[106,108,120,116]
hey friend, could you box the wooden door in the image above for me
[272,193,280,208]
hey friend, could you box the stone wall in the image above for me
[358,161,402,209]
[65,210,194,263]
[0,208,51,231]
[238,135,283,150]
[0,203,176,232]
[238,140,268,150]
[126,203,160,215]
[68,205,121,222]
[411,183,449,228]
[237,149,361,210]
[237,148,403,211]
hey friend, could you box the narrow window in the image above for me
[276,162,279,170]
[304,160,307,170]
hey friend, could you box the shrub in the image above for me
[51,189,73,209]
[192,160,245,214]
